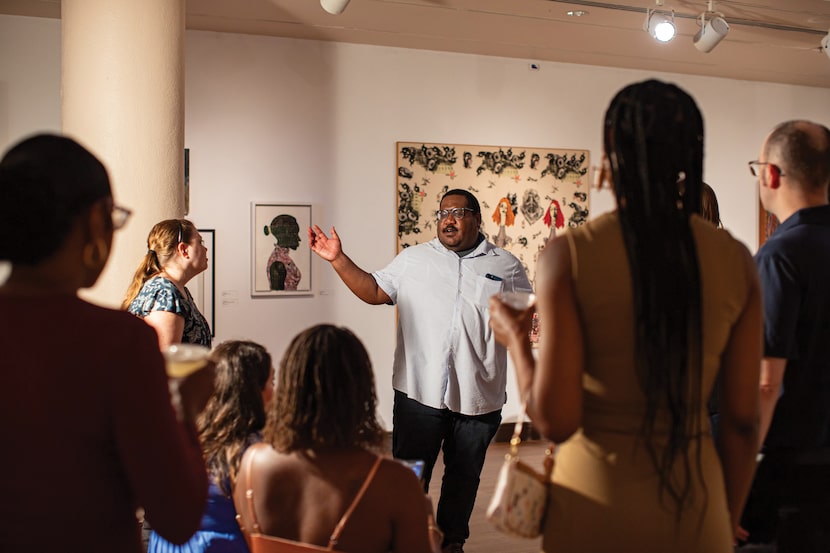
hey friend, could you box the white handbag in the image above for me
[486,407,554,538]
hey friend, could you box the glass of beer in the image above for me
[163,344,210,378]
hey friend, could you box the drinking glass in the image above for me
[163,344,211,421]
[496,291,536,311]
[163,343,210,378]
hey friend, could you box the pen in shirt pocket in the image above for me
[485,273,503,282]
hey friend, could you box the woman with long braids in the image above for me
[150,340,273,553]
[489,80,762,551]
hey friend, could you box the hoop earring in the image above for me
[82,238,109,271]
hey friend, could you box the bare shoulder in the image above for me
[374,457,422,488]
[237,443,300,489]
[243,441,280,465]
[367,457,427,509]
[368,458,433,524]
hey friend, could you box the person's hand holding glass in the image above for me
[489,291,536,349]
[163,344,216,423]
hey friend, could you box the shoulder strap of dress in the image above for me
[240,442,269,534]
[327,455,383,549]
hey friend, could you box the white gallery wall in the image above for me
[3,14,829,426]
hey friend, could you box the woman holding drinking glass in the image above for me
[122,219,211,349]
[0,134,213,552]
[489,80,761,552]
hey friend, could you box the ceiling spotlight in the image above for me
[694,15,730,53]
[822,30,830,60]
[320,0,350,15]
[694,1,729,53]
[645,9,676,43]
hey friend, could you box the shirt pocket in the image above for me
[475,274,504,307]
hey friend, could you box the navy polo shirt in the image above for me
[755,204,830,449]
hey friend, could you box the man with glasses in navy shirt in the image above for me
[739,120,830,552]
[309,189,531,553]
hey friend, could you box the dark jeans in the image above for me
[392,390,501,546]
[738,451,830,553]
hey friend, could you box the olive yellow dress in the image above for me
[544,211,753,553]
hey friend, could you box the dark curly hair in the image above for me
[265,324,385,452]
[198,340,272,494]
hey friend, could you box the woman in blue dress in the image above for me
[150,340,274,553]
[123,219,211,348]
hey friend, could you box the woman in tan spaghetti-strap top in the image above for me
[233,325,440,553]
[489,80,762,552]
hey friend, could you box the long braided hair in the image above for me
[604,80,704,514]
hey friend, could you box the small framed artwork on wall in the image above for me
[251,203,312,297]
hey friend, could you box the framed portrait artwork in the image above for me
[189,229,215,336]
[251,203,312,297]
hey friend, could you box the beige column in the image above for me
[62,0,185,307]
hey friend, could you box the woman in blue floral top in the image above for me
[122,219,211,348]
[123,218,213,551]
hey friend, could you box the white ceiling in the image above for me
[4,0,830,88]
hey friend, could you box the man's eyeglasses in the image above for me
[111,205,132,230]
[748,160,785,178]
[436,207,476,221]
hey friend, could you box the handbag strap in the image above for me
[509,404,528,456]
[511,401,556,479]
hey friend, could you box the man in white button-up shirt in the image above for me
[309,189,531,553]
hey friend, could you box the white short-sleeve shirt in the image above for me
[372,237,532,415]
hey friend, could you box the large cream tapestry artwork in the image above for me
[396,142,591,286]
